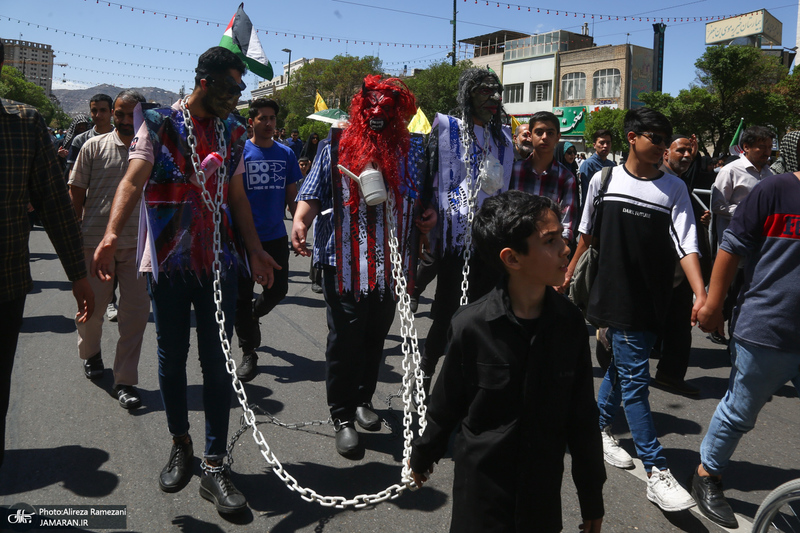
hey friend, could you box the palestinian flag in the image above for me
[220,3,273,80]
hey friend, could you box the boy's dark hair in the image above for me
[194,46,246,88]
[473,190,561,274]
[298,155,310,163]
[249,98,279,119]
[529,111,559,132]
[741,125,775,147]
[592,129,612,142]
[90,93,114,110]
[624,107,673,139]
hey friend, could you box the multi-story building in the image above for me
[250,57,328,99]
[2,39,55,95]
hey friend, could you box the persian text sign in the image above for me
[705,9,782,45]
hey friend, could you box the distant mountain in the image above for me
[51,84,181,116]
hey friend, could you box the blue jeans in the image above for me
[597,328,667,470]
[147,271,237,459]
[700,338,800,476]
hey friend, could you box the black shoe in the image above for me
[159,438,194,493]
[355,403,381,431]
[334,420,359,458]
[654,371,700,396]
[115,385,141,410]
[409,296,419,313]
[236,352,258,383]
[83,353,104,380]
[690,469,738,528]
[708,332,729,346]
[311,281,323,294]
[199,463,247,514]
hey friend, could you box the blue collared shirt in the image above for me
[296,142,336,267]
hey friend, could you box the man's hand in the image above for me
[556,264,574,294]
[408,460,433,487]
[72,277,94,323]
[58,146,68,159]
[697,302,725,335]
[292,219,311,257]
[415,206,437,234]
[700,210,711,227]
[580,518,603,533]
[691,292,707,328]
[250,249,281,288]
[91,234,118,281]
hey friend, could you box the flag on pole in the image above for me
[220,3,273,80]
[407,107,431,134]
[314,92,328,112]
[510,115,521,134]
[729,118,745,155]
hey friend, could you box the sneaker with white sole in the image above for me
[647,467,696,512]
[106,302,118,322]
[601,426,634,469]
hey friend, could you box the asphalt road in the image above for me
[1,225,798,533]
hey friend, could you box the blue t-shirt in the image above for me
[243,139,302,241]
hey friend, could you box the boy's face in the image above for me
[629,130,669,166]
[508,210,570,287]
[530,120,560,158]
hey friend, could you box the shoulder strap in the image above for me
[589,165,613,243]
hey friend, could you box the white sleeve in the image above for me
[670,183,699,258]
[577,169,603,235]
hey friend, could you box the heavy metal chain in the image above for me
[182,100,424,507]
[385,190,428,485]
[457,119,490,306]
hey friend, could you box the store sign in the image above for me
[553,106,587,135]
[705,9,782,46]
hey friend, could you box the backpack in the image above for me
[569,166,613,319]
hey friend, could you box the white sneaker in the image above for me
[106,303,118,322]
[601,426,634,469]
[647,467,696,512]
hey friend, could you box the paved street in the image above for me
[1,225,798,532]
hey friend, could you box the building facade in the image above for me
[251,57,328,99]
[2,39,55,95]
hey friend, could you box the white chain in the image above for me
[181,100,424,508]
[457,119,490,306]
[385,190,428,486]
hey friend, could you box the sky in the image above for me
[2,0,798,101]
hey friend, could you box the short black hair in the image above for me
[592,129,612,142]
[298,156,311,163]
[90,94,114,110]
[473,190,561,274]
[529,111,559,132]
[624,107,673,139]
[249,98,279,119]
[291,128,299,134]
[114,89,146,107]
[741,125,775,147]
[195,46,246,88]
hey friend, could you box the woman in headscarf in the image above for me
[300,132,321,163]
[554,141,579,178]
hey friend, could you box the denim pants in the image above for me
[147,271,237,459]
[597,328,667,470]
[700,338,800,476]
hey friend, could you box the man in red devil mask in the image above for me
[292,76,436,458]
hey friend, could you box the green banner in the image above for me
[553,106,587,136]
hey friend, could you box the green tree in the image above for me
[404,60,472,117]
[0,65,59,124]
[274,55,383,132]
[584,107,626,156]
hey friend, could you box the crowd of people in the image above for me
[2,39,798,532]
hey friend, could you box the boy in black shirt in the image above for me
[410,191,605,532]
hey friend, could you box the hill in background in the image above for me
[52,84,180,116]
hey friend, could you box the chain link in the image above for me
[181,102,425,508]
[457,119,490,306]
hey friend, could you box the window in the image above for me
[529,80,552,102]
[561,73,586,101]
[505,83,524,104]
[593,69,621,99]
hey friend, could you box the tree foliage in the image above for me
[404,60,472,118]
[584,107,627,154]
[0,66,66,126]
[639,45,791,156]
[274,55,383,132]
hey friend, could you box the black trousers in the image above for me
[656,276,694,380]
[322,267,396,421]
[0,296,27,469]
[234,235,290,354]
[421,252,500,376]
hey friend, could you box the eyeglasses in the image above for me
[208,75,247,96]
[637,131,668,146]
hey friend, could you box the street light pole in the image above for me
[282,48,292,88]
